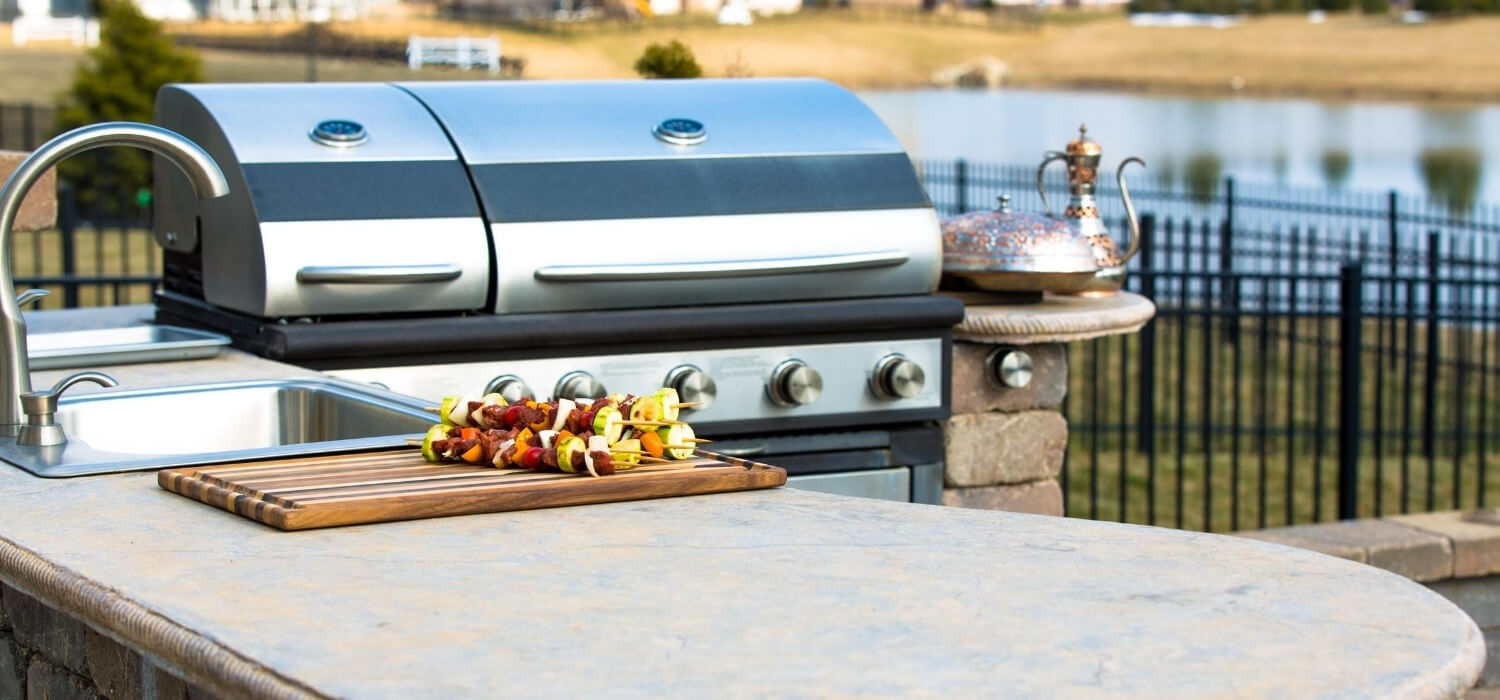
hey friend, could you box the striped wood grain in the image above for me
[158,449,786,531]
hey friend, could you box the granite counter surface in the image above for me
[0,307,1483,698]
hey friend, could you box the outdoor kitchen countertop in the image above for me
[0,306,1482,698]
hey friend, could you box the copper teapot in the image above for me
[1037,125,1145,295]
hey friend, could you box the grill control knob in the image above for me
[870,354,925,400]
[555,371,607,402]
[484,375,533,404]
[665,365,717,412]
[767,360,822,407]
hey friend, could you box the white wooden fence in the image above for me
[11,16,100,47]
[406,36,502,73]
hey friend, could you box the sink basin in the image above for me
[0,378,436,478]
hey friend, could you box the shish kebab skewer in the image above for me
[414,389,708,477]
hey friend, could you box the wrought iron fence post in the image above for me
[954,159,968,214]
[22,103,36,150]
[1388,190,1398,370]
[1339,263,1363,520]
[1220,176,1238,343]
[1424,230,1440,461]
[1136,213,1156,454]
[58,184,79,308]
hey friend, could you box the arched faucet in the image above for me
[0,122,230,435]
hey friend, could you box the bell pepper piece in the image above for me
[640,430,665,458]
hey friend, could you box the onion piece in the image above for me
[447,396,471,427]
[552,398,575,432]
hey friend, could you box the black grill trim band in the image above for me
[469,153,931,223]
[241,161,481,222]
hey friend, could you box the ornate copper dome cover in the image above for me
[940,196,1102,293]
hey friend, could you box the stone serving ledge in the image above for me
[949,291,1157,345]
[939,290,1156,516]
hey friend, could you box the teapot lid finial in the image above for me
[1066,124,1102,157]
[997,194,1011,213]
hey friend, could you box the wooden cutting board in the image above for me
[158,449,786,531]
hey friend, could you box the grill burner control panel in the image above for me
[327,338,942,429]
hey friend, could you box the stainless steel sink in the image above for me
[0,378,435,478]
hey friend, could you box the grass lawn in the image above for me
[3,13,1500,104]
[1064,314,1500,532]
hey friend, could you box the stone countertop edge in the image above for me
[0,534,321,699]
[949,290,1157,345]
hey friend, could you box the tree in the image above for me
[634,40,703,79]
[54,0,203,212]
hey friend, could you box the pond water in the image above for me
[858,88,1500,210]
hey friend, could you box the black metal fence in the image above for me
[921,160,1500,531]
[8,184,158,310]
[0,103,56,152]
[8,146,1500,532]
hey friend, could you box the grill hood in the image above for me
[153,78,941,319]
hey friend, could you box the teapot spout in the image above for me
[1117,157,1146,264]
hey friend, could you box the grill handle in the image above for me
[296,264,463,284]
[533,250,908,282]
[712,444,769,457]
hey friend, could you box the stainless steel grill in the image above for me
[151,78,961,503]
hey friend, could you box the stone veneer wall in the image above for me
[0,151,58,234]
[0,582,210,700]
[941,341,1067,516]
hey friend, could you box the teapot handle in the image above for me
[1036,151,1066,218]
[1116,157,1147,264]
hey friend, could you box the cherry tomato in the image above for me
[504,404,525,427]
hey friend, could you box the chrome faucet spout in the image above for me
[0,122,230,434]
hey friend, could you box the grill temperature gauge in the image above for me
[310,119,368,148]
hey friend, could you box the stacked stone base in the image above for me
[942,343,1067,516]
[0,583,207,700]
